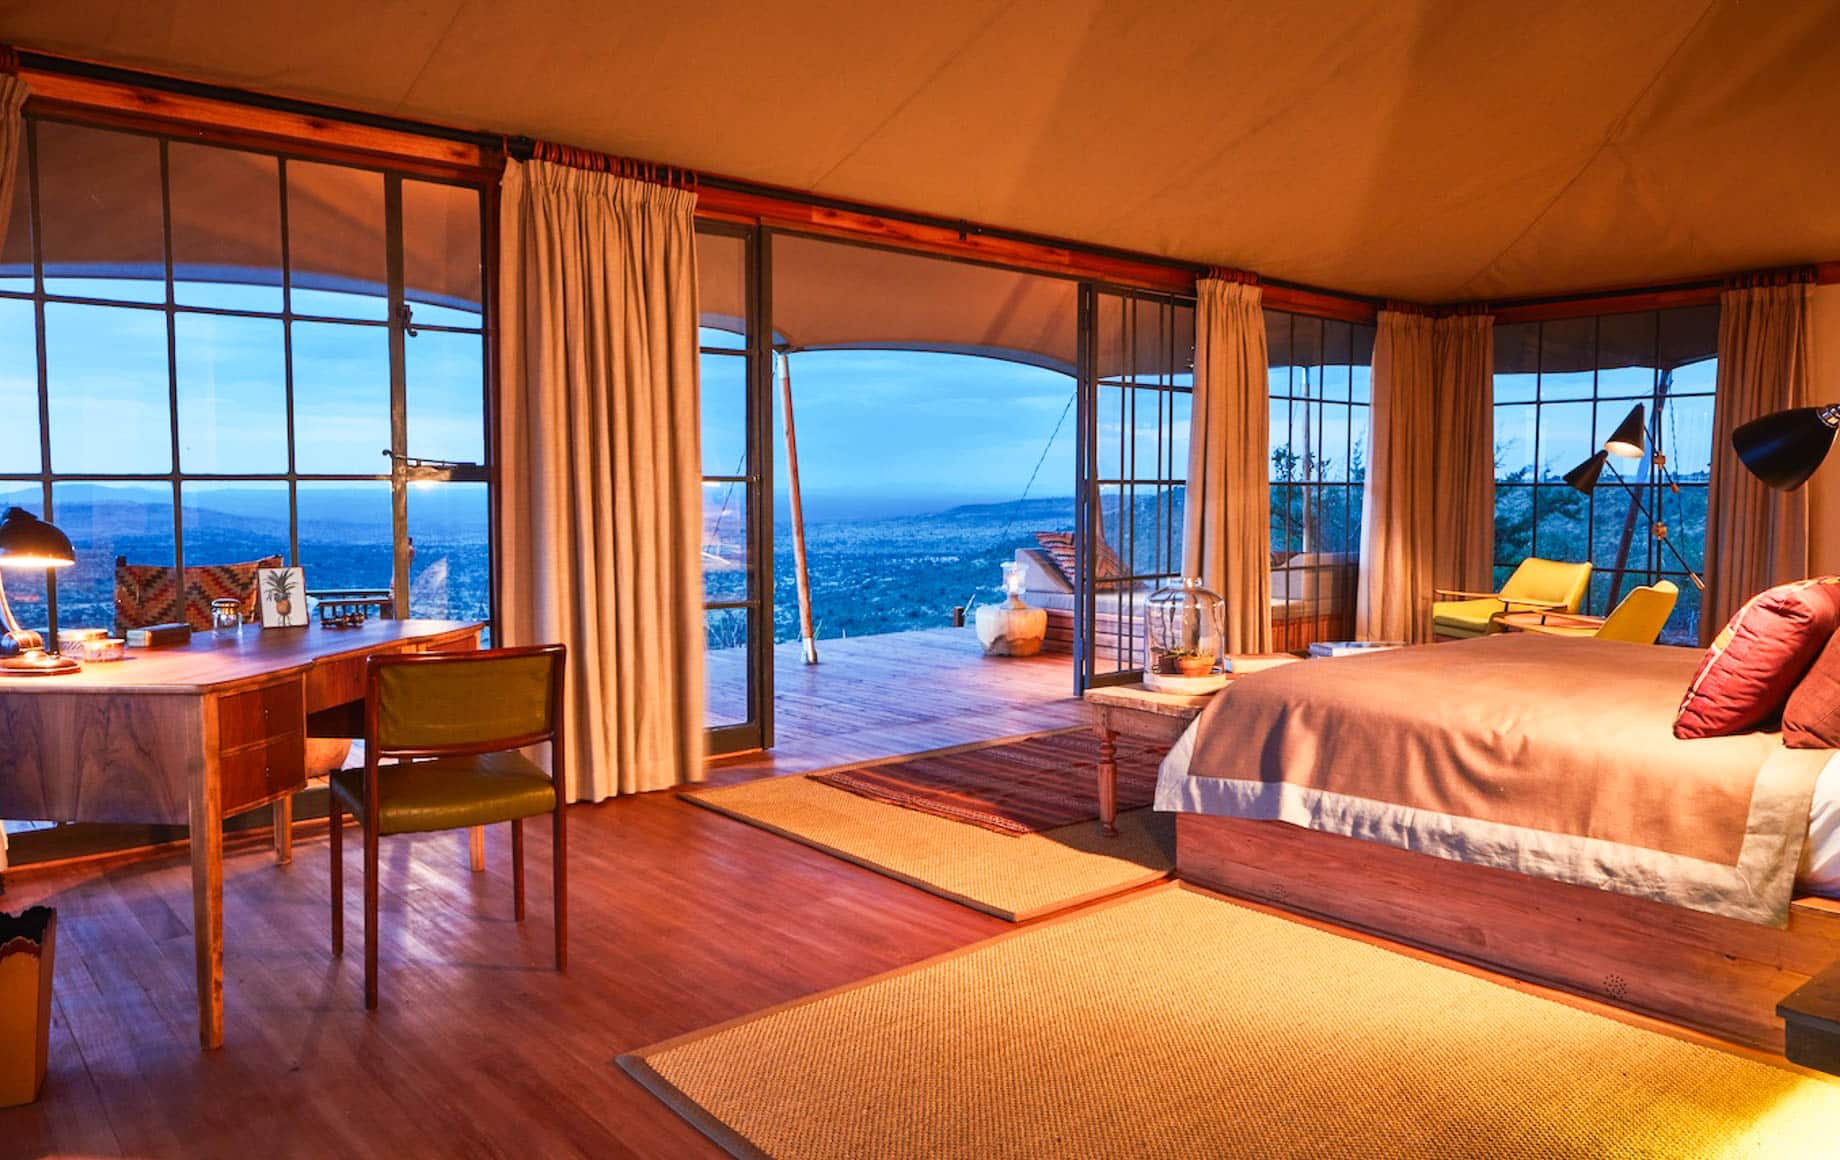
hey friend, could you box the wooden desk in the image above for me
[0,619,481,1048]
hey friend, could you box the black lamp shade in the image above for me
[1733,407,1840,492]
[0,507,76,568]
[1604,403,1646,459]
[1564,450,1608,494]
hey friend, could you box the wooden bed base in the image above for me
[1176,813,1840,1053]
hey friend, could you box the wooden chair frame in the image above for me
[330,643,568,1009]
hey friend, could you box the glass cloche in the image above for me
[1143,577,1227,693]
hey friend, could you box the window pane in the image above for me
[408,481,489,624]
[1662,395,1714,479]
[169,143,283,312]
[698,228,747,350]
[35,122,165,303]
[176,314,287,473]
[1494,485,1533,566]
[0,297,38,472]
[297,481,391,594]
[1130,387,1167,480]
[405,329,485,464]
[45,303,171,474]
[0,486,47,633]
[401,180,482,328]
[1532,484,1587,563]
[1494,322,1539,403]
[702,481,749,603]
[705,608,750,728]
[1538,317,1595,400]
[1321,321,1351,401]
[1596,311,1657,399]
[181,482,290,568]
[292,321,389,473]
[1536,401,1593,481]
[701,352,746,476]
[53,480,175,631]
[286,161,386,320]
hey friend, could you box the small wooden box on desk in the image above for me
[0,618,481,1049]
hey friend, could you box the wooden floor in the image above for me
[0,627,1089,1158]
[0,792,1021,1157]
[707,626,1084,781]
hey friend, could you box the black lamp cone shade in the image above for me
[0,506,76,567]
[1604,403,1647,459]
[1733,407,1840,492]
[1564,450,1608,494]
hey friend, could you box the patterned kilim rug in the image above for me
[810,729,1165,835]
[621,884,1840,1160]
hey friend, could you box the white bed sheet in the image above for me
[1155,718,1840,900]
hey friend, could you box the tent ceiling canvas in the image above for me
[4,1,1837,303]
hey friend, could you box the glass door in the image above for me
[1075,285,1195,692]
[698,222,772,754]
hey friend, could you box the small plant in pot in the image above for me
[1154,646,1208,676]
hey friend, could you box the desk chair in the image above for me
[1433,557,1593,640]
[329,644,567,1009]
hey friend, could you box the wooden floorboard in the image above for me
[0,792,1011,1158]
[0,626,1086,1157]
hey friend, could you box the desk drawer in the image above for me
[220,681,305,750]
[221,734,306,812]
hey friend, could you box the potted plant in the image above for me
[1176,651,1216,678]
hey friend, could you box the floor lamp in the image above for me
[1562,404,1706,593]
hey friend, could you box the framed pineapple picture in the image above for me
[257,566,308,628]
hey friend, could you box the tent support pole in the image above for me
[777,353,819,665]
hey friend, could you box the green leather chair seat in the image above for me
[1431,597,1504,639]
[330,751,558,837]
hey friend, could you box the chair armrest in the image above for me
[1434,589,1507,601]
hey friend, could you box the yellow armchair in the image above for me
[1513,580,1679,645]
[1433,557,1593,640]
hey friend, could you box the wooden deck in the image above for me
[706,625,1083,781]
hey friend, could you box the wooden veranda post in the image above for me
[777,353,819,664]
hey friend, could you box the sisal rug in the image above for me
[810,729,1165,835]
[621,884,1840,1159]
[683,750,1173,921]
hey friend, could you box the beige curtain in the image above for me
[1431,314,1495,591]
[497,159,705,801]
[1703,281,1812,643]
[1357,311,1495,642]
[1182,279,1270,653]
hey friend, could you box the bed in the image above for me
[1155,633,1840,1051]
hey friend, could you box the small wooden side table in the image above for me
[1497,609,1606,637]
[1083,683,1220,837]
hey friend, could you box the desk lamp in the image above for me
[0,506,80,674]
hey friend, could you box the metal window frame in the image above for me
[697,218,772,757]
[1076,284,1196,694]
[0,109,494,641]
[1491,307,1717,638]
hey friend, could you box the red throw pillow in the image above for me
[1675,578,1840,739]
[1783,629,1840,748]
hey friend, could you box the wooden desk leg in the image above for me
[273,795,293,865]
[1095,717,1119,838]
[468,825,486,873]
[188,764,225,1050]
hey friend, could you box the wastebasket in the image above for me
[0,906,55,1107]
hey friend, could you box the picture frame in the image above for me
[257,566,308,628]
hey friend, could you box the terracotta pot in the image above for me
[1176,655,1215,678]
